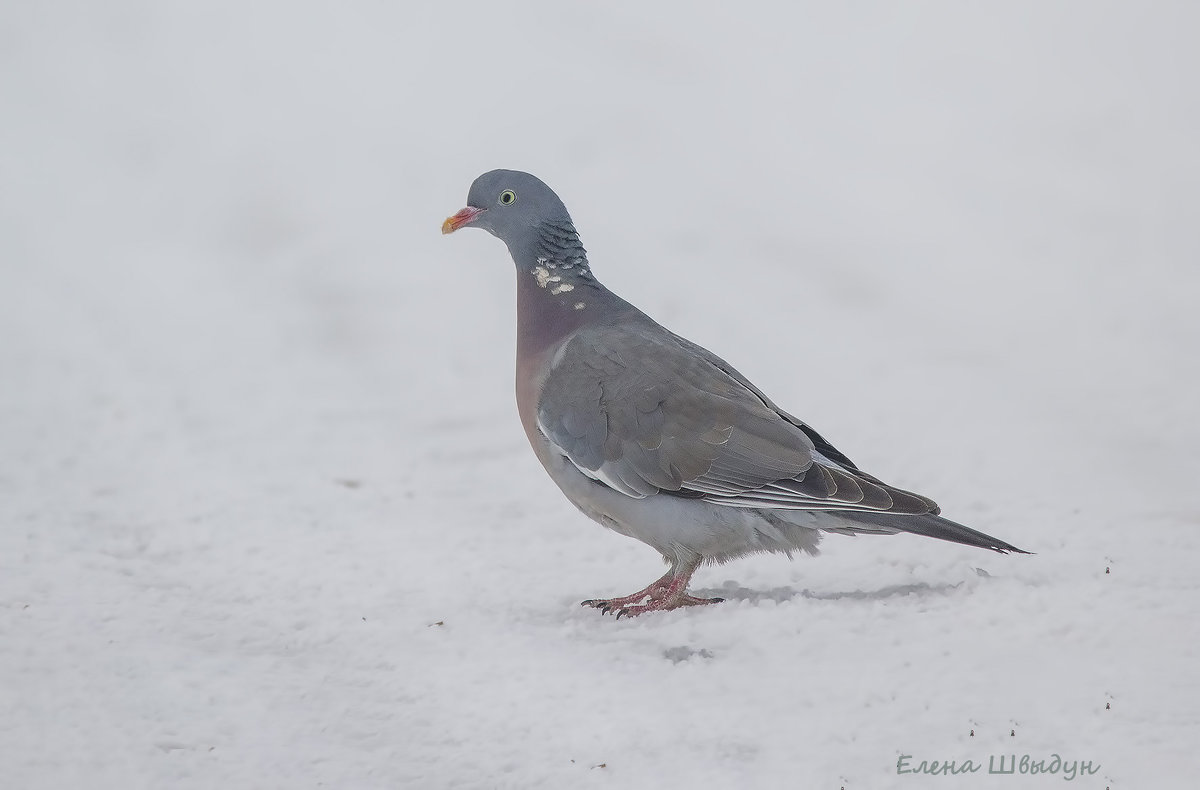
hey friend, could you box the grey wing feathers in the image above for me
[539,325,809,497]
[668,331,865,473]
[536,322,939,517]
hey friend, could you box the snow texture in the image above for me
[2,2,1198,788]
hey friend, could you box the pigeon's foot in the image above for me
[581,568,674,613]
[581,561,722,619]
[606,589,724,619]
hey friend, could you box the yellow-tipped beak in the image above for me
[442,206,485,234]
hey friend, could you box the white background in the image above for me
[2,1,1197,787]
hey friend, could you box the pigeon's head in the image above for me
[443,170,579,262]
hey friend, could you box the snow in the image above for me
[2,1,1198,787]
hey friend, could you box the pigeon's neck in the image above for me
[513,222,603,358]
[515,260,600,357]
[529,219,590,273]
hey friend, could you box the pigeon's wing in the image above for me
[536,322,937,514]
[666,332,867,474]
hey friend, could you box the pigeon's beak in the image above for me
[441,206,485,234]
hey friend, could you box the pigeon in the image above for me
[443,169,1026,618]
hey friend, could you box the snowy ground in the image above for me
[3,2,1198,788]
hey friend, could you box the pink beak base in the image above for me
[442,206,485,234]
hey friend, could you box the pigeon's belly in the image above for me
[526,427,823,563]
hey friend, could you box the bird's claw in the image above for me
[582,597,648,617]
[581,592,723,618]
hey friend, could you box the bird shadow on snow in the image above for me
[610,582,974,666]
[693,580,967,604]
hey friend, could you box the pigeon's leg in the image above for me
[581,556,723,618]
[580,564,676,613]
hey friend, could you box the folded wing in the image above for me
[536,322,938,515]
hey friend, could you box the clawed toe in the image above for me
[615,595,723,618]
[581,598,647,617]
[581,596,649,614]
[581,586,723,617]
[579,558,724,618]
[680,595,724,606]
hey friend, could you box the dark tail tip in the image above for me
[850,511,1029,554]
[904,514,1030,555]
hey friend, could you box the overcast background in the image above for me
[2,2,1198,787]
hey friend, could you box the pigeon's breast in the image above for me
[515,340,555,453]
[513,273,596,453]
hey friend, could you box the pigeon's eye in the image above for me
[499,190,517,206]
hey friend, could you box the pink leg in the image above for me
[581,566,675,612]
[581,557,723,619]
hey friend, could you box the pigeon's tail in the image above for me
[843,511,1030,554]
